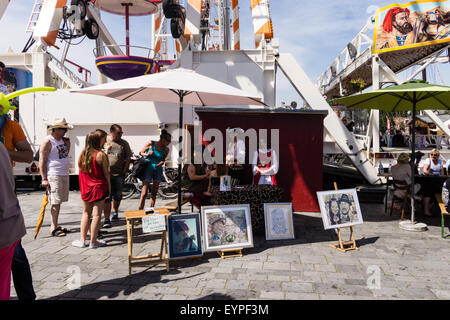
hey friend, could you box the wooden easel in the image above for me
[329,183,359,253]
[217,248,243,259]
[125,209,171,275]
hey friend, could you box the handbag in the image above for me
[132,156,147,179]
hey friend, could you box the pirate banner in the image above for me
[373,0,450,53]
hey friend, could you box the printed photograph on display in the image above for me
[201,204,253,252]
[264,203,295,240]
[167,214,203,260]
[373,0,450,53]
[316,189,363,230]
[220,175,232,191]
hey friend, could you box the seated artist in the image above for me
[181,147,211,209]
[391,153,421,199]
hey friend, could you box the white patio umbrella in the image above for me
[72,68,265,214]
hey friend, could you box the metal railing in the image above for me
[93,45,161,61]
[381,134,450,150]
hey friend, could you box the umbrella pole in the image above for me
[178,93,184,215]
[400,92,427,232]
[410,94,416,223]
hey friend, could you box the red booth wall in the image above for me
[196,110,326,212]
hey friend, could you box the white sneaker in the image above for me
[72,240,87,248]
[89,239,107,249]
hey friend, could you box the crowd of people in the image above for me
[391,149,450,216]
[0,111,286,300]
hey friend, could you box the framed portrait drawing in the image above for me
[316,188,363,230]
[220,175,231,191]
[264,203,295,240]
[167,214,203,260]
[201,204,253,252]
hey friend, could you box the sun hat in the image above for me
[209,212,226,225]
[397,153,410,162]
[47,117,73,130]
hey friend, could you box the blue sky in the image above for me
[0,0,448,106]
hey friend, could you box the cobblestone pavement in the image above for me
[11,190,450,300]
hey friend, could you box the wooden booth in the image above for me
[195,108,328,213]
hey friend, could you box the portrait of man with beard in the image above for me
[375,7,427,51]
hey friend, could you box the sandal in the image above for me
[51,226,66,237]
[60,227,71,233]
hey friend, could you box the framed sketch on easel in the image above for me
[201,204,253,252]
[264,203,295,240]
[316,188,363,230]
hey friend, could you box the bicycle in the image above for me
[121,155,179,200]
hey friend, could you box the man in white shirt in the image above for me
[39,118,72,237]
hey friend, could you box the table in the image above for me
[379,172,448,214]
[210,185,284,233]
[378,173,394,214]
[124,208,171,275]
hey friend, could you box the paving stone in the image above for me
[314,264,336,272]
[225,280,250,290]
[281,281,314,293]
[263,262,291,271]
[313,283,340,294]
[338,285,374,297]
[267,274,291,282]
[260,291,285,299]
[161,294,187,300]
[176,287,203,296]
[285,292,320,300]
[236,273,267,281]
[198,279,227,289]
[249,280,281,292]
[344,279,367,286]
[319,294,355,300]
[399,288,438,299]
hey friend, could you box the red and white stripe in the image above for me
[232,0,240,50]
[153,2,162,56]
[250,0,273,48]
[33,0,66,48]
[185,0,202,44]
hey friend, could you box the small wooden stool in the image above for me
[125,209,171,275]
[435,194,450,239]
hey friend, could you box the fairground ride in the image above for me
[0,0,448,188]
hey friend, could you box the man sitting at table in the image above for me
[391,153,421,199]
[421,149,444,216]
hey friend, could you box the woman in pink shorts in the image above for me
[0,143,26,300]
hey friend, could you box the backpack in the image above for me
[131,156,147,179]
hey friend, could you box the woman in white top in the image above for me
[422,149,444,176]
[252,139,278,185]
[422,149,444,216]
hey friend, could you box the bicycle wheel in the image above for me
[122,173,138,199]
[122,183,137,199]
[158,182,178,199]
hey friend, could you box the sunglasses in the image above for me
[59,128,68,132]
[431,154,439,156]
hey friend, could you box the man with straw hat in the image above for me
[39,117,73,237]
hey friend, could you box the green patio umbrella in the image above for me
[334,80,450,232]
